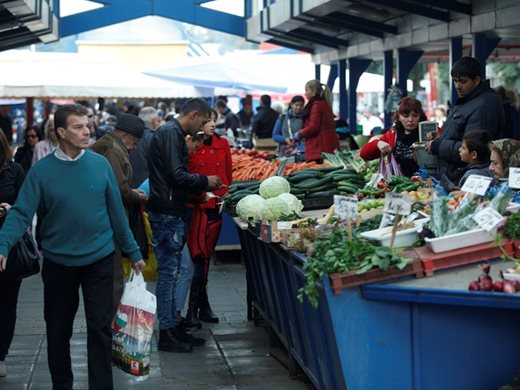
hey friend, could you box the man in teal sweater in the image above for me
[0,104,145,390]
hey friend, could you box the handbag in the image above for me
[378,153,403,179]
[0,231,40,281]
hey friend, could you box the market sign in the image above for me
[334,195,358,220]
[460,175,493,196]
[383,192,412,216]
[472,207,504,232]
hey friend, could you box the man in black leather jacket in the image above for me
[251,94,279,139]
[147,98,222,353]
[426,56,504,184]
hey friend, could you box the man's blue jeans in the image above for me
[148,212,187,330]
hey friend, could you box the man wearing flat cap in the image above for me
[91,113,148,315]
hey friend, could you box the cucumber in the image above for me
[295,176,334,190]
[229,190,254,202]
[307,182,338,194]
[287,172,323,183]
[290,187,306,195]
[313,166,343,173]
[306,190,336,198]
[337,185,360,194]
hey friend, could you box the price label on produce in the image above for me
[383,192,412,216]
[368,173,384,188]
[460,174,493,196]
[509,167,520,189]
[334,195,358,220]
[472,207,504,232]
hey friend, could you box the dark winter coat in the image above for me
[252,106,279,139]
[430,79,505,182]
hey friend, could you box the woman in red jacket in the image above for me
[294,79,340,162]
[360,97,427,177]
[185,108,232,328]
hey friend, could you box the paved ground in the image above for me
[0,261,314,390]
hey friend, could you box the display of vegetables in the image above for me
[297,227,411,308]
[467,264,520,294]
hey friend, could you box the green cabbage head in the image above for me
[261,197,288,221]
[259,176,291,199]
[276,193,303,215]
[236,194,266,222]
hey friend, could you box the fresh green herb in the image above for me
[504,213,520,240]
[297,227,411,308]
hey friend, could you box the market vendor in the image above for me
[489,138,520,179]
[360,97,427,177]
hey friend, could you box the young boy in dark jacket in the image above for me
[457,129,494,187]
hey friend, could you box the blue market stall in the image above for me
[237,225,520,390]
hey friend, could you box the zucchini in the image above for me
[313,166,343,173]
[287,172,323,183]
[307,183,337,194]
[229,190,254,202]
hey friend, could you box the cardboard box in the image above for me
[258,220,300,243]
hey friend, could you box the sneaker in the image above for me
[173,325,206,346]
[0,361,6,377]
[158,329,193,353]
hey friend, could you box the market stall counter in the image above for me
[236,220,520,390]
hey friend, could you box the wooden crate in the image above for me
[328,249,423,294]
[415,240,515,277]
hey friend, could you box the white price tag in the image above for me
[334,195,358,220]
[509,167,520,189]
[379,212,395,229]
[383,192,412,216]
[472,207,504,232]
[368,173,384,188]
[460,175,493,196]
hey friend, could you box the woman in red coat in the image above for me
[294,79,340,162]
[185,108,232,328]
[360,97,427,177]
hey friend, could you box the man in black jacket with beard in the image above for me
[147,98,223,353]
[426,57,504,185]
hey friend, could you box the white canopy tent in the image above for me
[0,51,211,99]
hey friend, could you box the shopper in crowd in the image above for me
[14,125,42,173]
[129,106,161,188]
[0,107,12,146]
[147,98,223,353]
[272,95,304,156]
[433,105,447,129]
[425,56,505,184]
[359,106,384,136]
[0,130,25,378]
[489,138,520,180]
[90,113,148,316]
[293,79,340,162]
[495,86,520,140]
[251,94,279,139]
[361,97,427,177]
[32,119,58,166]
[215,99,241,138]
[237,97,254,129]
[184,108,232,329]
[335,119,359,152]
[457,130,494,187]
[0,104,145,390]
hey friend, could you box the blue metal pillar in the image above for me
[338,59,347,120]
[472,32,501,79]
[396,49,423,97]
[348,58,372,135]
[383,50,393,129]
[449,36,462,106]
[315,64,321,81]
[326,64,338,91]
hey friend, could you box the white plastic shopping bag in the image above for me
[112,270,156,380]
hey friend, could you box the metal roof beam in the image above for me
[405,0,472,15]
[317,14,385,38]
[329,10,397,34]
[289,27,347,48]
[366,0,450,22]
[265,37,314,53]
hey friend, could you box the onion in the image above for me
[493,280,504,292]
[503,281,516,294]
[468,281,480,291]
[479,279,493,291]
[478,274,492,283]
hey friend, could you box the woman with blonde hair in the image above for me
[293,80,340,162]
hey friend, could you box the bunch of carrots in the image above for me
[231,154,327,181]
